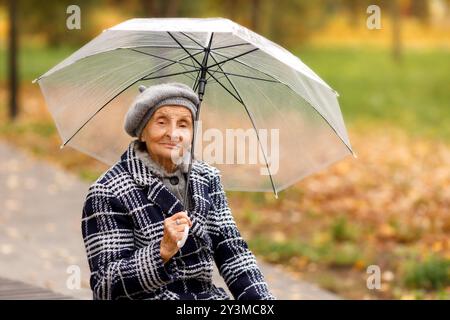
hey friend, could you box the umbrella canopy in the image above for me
[34,18,355,197]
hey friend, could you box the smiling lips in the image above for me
[161,142,180,149]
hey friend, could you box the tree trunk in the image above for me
[391,0,402,62]
[8,0,19,120]
[226,0,238,22]
[140,0,160,16]
[165,0,180,17]
[250,0,261,33]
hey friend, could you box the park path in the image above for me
[0,141,340,300]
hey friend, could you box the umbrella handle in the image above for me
[177,225,189,249]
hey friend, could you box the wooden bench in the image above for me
[0,277,74,300]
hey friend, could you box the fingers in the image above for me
[171,211,192,227]
[172,211,190,220]
[173,217,191,227]
[165,217,190,235]
[168,225,188,244]
[162,211,192,250]
[173,224,189,233]
[177,225,189,248]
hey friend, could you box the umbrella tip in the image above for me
[60,144,65,149]
[32,78,38,84]
[352,151,358,159]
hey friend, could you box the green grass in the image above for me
[0,117,56,137]
[0,45,76,82]
[1,45,449,141]
[248,235,364,268]
[404,255,450,290]
[296,46,450,142]
[329,216,359,242]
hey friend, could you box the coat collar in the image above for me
[121,140,206,215]
[120,140,214,252]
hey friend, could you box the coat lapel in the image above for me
[122,140,214,253]
[122,141,210,221]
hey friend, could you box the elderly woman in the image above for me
[81,82,275,300]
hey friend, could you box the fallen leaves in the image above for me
[232,124,450,299]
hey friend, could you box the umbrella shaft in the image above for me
[198,49,210,101]
[198,78,206,101]
[183,33,214,209]
[183,97,202,210]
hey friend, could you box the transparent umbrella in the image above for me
[33,17,356,206]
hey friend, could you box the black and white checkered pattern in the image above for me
[81,140,275,300]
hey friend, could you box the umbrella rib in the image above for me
[205,73,228,85]
[204,47,250,86]
[130,48,199,69]
[142,69,200,81]
[130,47,204,82]
[178,63,198,81]
[163,53,199,82]
[206,66,278,83]
[138,53,201,82]
[204,64,224,84]
[207,54,278,197]
[211,42,251,50]
[186,55,201,84]
[205,70,243,104]
[61,67,199,147]
[167,32,203,68]
[130,45,204,50]
[180,32,205,49]
[212,49,338,95]
[217,70,277,82]
[206,48,259,69]
[210,50,279,82]
[205,55,242,103]
[32,46,204,83]
[211,51,354,156]
[192,67,201,92]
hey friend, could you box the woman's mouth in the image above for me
[161,143,180,149]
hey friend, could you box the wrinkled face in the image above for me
[140,105,193,164]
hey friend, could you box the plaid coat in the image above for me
[81,140,275,300]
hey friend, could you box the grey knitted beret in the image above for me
[124,82,199,138]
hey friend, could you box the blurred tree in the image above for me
[204,0,325,47]
[224,0,238,21]
[337,0,404,62]
[7,0,18,120]
[391,0,402,62]
[410,0,430,24]
[124,0,205,18]
[2,0,344,49]
[268,0,325,47]
[18,0,98,47]
[140,0,181,17]
[250,0,261,33]
[341,0,360,26]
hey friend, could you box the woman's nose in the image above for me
[166,125,182,141]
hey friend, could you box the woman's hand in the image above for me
[160,211,193,264]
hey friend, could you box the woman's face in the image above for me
[140,105,193,166]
